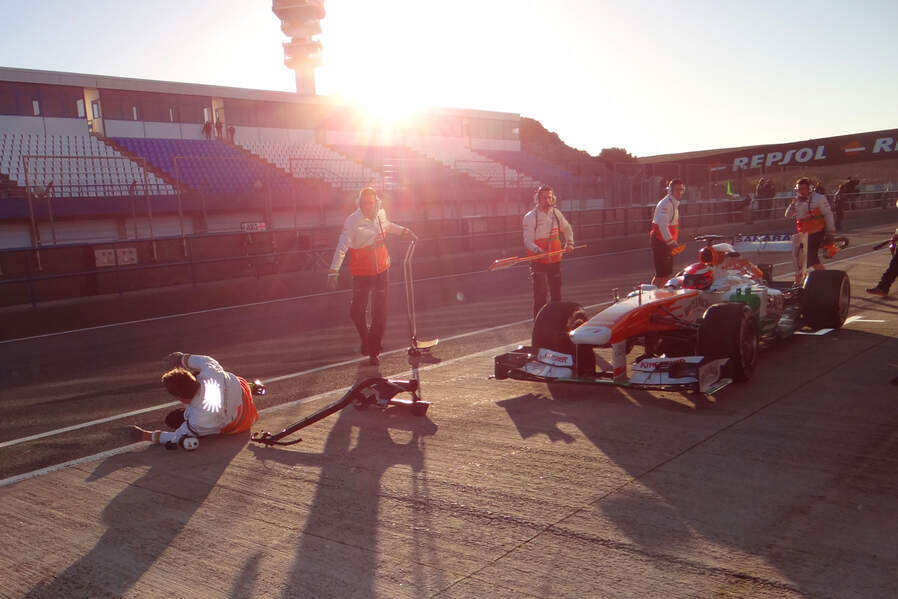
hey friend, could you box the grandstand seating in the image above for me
[111,137,301,196]
[241,140,382,191]
[474,149,578,188]
[410,140,540,189]
[329,144,484,188]
[0,132,174,198]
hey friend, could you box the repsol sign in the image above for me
[732,146,828,170]
[729,133,898,171]
[654,128,898,170]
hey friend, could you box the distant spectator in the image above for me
[755,177,775,220]
[834,183,847,231]
[215,119,223,138]
[202,121,212,140]
[228,125,236,144]
[743,194,754,224]
[843,176,861,210]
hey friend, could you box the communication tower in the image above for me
[272,0,325,96]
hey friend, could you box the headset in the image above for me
[794,176,811,192]
[666,178,684,193]
[357,187,382,212]
[534,184,555,205]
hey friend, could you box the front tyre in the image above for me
[802,270,850,329]
[696,303,758,382]
[532,301,595,376]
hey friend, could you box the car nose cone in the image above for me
[570,325,612,345]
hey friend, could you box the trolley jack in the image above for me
[251,241,436,447]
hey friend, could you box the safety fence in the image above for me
[2,191,895,308]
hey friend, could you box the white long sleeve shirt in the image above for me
[651,194,679,243]
[522,206,574,255]
[784,192,835,234]
[159,354,244,444]
[329,208,407,273]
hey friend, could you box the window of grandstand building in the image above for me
[169,106,176,122]
[77,99,86,118]
[91,101,101,119]
[132,105,139,121]
[32,99,40,116]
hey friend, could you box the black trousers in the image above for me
[531,262,562,317]
[351,270,389,355]
[875,249,898,292]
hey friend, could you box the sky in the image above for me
[2,0,896,158]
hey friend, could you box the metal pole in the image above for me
[173,155,187,256]
[23,155,42,271]
[143,161,157,261]
[46,180,57,245]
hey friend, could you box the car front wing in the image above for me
[494,347,732,394]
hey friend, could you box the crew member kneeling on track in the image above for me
[132,353,259,449]
[523,185,575,318]
[328,187,417,366]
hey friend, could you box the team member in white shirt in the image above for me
[133,352,258,449]
[523,185,575,317]
[328,187,417,365]
[650,179,686,286]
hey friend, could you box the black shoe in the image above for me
[368,354,380,366]
[867,287,888,297]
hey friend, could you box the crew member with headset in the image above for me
[328,187,417,365]
[650,178,686,286]
[523,184,575,318]
[785,176,835,284]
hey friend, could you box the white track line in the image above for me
[0,444,147,487]
[0,401,181,450]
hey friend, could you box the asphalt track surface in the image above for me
[1,220,898,597]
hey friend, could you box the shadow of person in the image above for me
[247,402,437,598]
[24,435,245,599]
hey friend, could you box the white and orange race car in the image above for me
[494,234,850,394]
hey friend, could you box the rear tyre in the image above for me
[696,303,758,382]
[802,270,850,329]
[532,301,595,376]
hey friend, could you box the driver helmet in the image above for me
[683,262,714,290]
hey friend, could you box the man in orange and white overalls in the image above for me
[785,176,835,284]
[523,185,575,318]
[328,187,417,365]
[650,178,686,287]
[132,352,259,449]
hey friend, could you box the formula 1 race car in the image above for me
[494,234,851,394]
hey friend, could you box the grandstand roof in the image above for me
[0,66,520,121]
